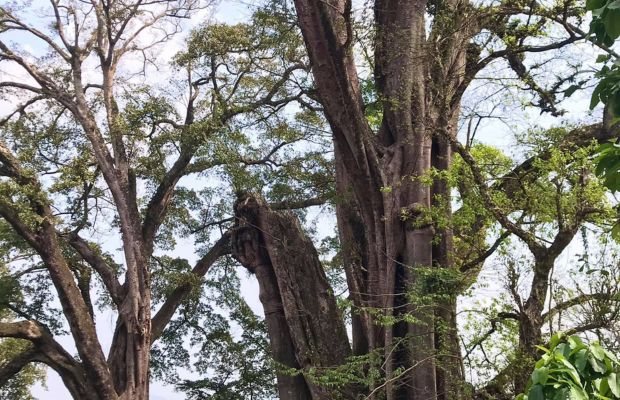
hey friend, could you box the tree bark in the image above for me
[291,1,474,398]
[232,194,353,400]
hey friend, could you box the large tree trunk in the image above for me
[287,1,474,398]
[231,194,353,400]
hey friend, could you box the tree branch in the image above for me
[494,123,617,196]
[543,293,620,322]
[452,140,545,256]
[0,7,71,61]
[0,346,38,387]
[67,233,125,307]
[0,320,92,398]
[150,232,231,342]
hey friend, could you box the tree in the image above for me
[242,0,620,399]
[0,265,45,400]
[0,1,323,399]
[0,1,619,400]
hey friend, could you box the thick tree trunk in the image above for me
[334,143,371,357]
[106,213,151,400]
[231,198,312,400]
[290,1,471,398]
[39,230,119,400]
[232,194,353,400]
[432,135,465,400]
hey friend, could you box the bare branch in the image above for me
[0,7,71,61]
[0,95,46,127]
[543,293,620,322]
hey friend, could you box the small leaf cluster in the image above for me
[588,0,620,47]
[588,0,620,118]
[517,334,620,400]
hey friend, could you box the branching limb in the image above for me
[494,123,617,196]
[151,232,231,342]
[452,140,545,257]
[543,293,620,322]
[67,234,125,307]
[0,320,93,398]
[0,7,71,61]
[0,95,46,127]
[460,230,511,273]
[0,346,38,387]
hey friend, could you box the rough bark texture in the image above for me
[232,194,352,400]
[289,0,475,398]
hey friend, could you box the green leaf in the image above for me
[564,85,580,97]
[604,9,620,39]
[575,349,588,373]
[597,54,611,63]
[568,336,585,350]
[591,82,604,110]
[550,335,563,350]
[590,353,609,374]
[533,367,550,385]
[570,385,589,400]
[553,388,570,400]
[587,0,607,10]
[560,358,582,385]
[528,384,545,400]
[592,343,607,361]
[609,373,620,397]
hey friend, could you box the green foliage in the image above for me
[517,334,620,400]
[595,140,620,240]
[0,339,46,400]
[590,61,620,119]
[0,267,46,399]
[590,4,620,236]
[150,259,277,400]
[589,0,620,119]
[596,141,620,193]
[588,0,620,47]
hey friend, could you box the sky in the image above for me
[0,0,613,399]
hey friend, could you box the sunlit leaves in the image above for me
[517,334,620,400]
